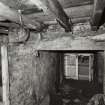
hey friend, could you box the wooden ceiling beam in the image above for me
[35,34,105,51]
[26,4,93,23]
[0,2,46,31]
[44,17,91,25]
[8,30,105,50]
[30,0,72,32]
[0,0,93,10]
[0,17,90,30]
[90,0,105,31]
[58,0,93,8]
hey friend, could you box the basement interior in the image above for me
[0,0,105,105]
[49,51,104,105]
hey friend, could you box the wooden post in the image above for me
[89,55,92,82]
[59,54,63,84]
[103,51,105,94]
[76,54,79,80]
[1,45,9,105]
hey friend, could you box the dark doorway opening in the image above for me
[51,51,104,105]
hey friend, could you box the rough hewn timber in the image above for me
[0,0,93,10]
[26,4,93,22]
[58,0,93,8]
[8,26,105,51]
[29,0,72,32]
[1,45,9,105]
[8,44,59,105]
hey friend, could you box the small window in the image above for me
[64,53,94,81]
[64,54,77,79]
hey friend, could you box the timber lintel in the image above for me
[36,36,105,51]
[14,31,105,51]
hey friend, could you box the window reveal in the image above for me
[64,53,94,81]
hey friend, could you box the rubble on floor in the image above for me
[50,79,103,105]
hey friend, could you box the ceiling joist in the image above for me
[29,0,72,32]
[25,4,93,24]
[35,33,105,51]
[58,0,93,8]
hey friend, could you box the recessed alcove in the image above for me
[48,50,104,105]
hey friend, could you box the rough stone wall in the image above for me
[8,44,58,105]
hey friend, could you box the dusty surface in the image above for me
[8,44,58,105]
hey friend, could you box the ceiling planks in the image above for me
[0,21,20,28]
[1,0,105,33]
[65,4,93,19]
[25,4,93,24]
[0,2,47,31]
[0,0,93,10]
[29,0,72,32]
[0,0,94,27]
[58,0,93,8]
[44,17,91,25]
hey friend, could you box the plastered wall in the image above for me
[8,44,59,105]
